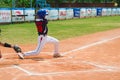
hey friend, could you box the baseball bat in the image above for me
[12,14,37,17]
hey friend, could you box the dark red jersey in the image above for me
[35,19,48,36]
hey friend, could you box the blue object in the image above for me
[97,8,102,16]
[37,9,48,18]
[73,8,80,17]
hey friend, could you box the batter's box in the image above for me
[15,60,98,75]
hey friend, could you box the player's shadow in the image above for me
[31,57,45,61]
[25,54,53,61]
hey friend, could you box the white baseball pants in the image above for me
[24,35,59,56]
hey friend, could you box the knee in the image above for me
[34,49,40,55]
[55,39,59,43]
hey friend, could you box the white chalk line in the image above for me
[12,66,119,76]
[62,35,120,56]
[13,65,33,75]
[47,35,120,61]
[82,61,120,71]
[29,69,117,76]
[0,35,120,76]
[11,60,120,76]
[1,60,120,76]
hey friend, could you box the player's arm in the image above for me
[0,42,22,53]
[0,42,12,48]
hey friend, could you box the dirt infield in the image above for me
[0,28,120,80]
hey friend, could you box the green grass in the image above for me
[0,16,120,44]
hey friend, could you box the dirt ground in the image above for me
[0,28,120,80]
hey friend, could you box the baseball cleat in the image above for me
[17,52,24,59]
[53,53,62,58]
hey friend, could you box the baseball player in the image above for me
[16,9,61,59]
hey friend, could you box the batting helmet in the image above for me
[37,9,48,19]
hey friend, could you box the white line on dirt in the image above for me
[13,65,33,75]
[62,35,120,56]
[0,60,119,76]
[82,61,120,71]
[27,69,117,76]
[9,60,120,76]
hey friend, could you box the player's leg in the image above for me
[23,35,47,56]
[46,36,61,58]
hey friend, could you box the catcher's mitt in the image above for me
[13,45,22,53]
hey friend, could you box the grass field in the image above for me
[0,16,120,44]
